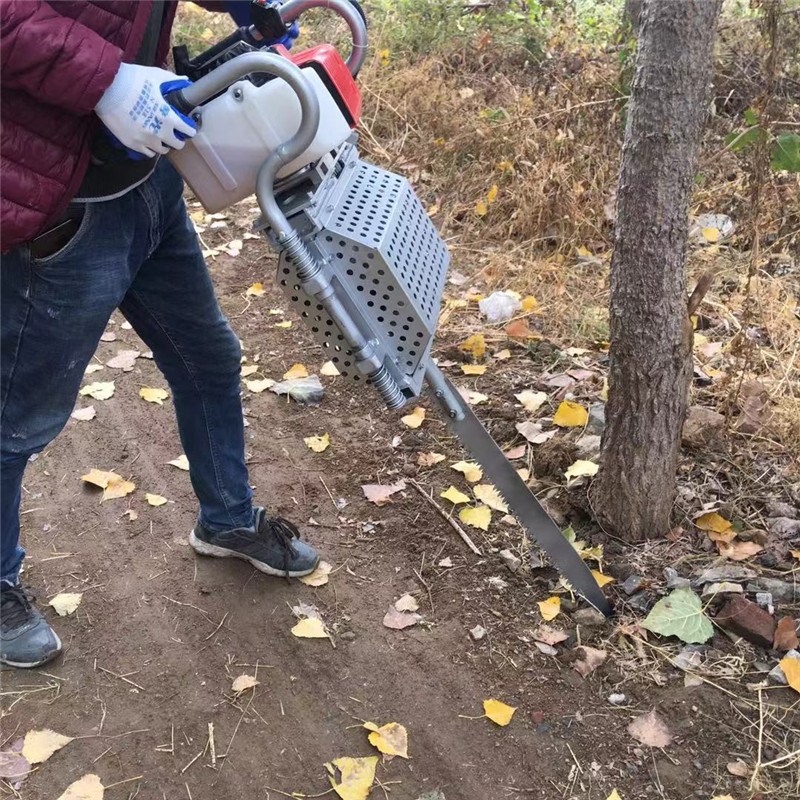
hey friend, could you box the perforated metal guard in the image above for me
[277,158,449,398]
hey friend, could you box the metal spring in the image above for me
[369,365,405,410]
[278,230,320,283]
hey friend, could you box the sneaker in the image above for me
[0,585,63,669]
[189,507,320,578]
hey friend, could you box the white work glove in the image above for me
[95,63,196,158]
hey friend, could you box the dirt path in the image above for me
[1,245,766,800]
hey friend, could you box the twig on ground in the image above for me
[410,479,482,555]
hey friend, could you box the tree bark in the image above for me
[593,0,722,542]
[624,0,644,35]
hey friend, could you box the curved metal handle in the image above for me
[173,52,320,235]
[279,0,368,76]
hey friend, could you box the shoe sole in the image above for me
[0,630,63,669]
[189,530,319,578]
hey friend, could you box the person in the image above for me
[0,0,319,670]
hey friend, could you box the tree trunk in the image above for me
[593,0,722,542]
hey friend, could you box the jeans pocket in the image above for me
[29,204,94,267]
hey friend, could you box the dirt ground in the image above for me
[0,237,792,800]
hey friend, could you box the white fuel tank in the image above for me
[169,67,351,213]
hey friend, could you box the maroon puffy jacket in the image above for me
[0,0,225,251]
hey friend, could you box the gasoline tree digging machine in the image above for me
[167,0,612,615]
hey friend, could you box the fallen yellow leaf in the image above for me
[246,282,265,297]
[451,461,483,482]
[473,484,508,513]
[459,333,486,360]
[564,459,599,481]
[245,378,275,393]
[607,791,623,800]
[22,729,73,765]
[139,387,169,405]
[496,159,514,173]
[291,617,329,639]
[145,493,168,507]
[304,433,330,453]
[538,596,561,621]
[48,593,82,617]
[168,454,190,471]
[418,452,446,467]
[553,400,588,428]
[487,184,499,204]
[283,363,309,380]
[592,570,614,587]
[81,469,116,489]
[401,406,426,429]
[515,390,548,413]
[483,699,516,726]
[321,360,341,376]
[695,511,732,533]
[702,226,720,243]
[56,774,104,800]
[791,550,800,561]
[364,722,409,758]
[780,657,800,694]
[231,674,259,693]
[459,504,491,531]
[79,381,115,401]
[440,486,470,505]
[475,199,489,217]
[241,364,259,377]
[298,560,332,587]
[521,295,541,313]
[461,364,487,375]
[494,348,511,360]
[103,475,136,501]
[326,756,378,800]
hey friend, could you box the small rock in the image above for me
[766,500,797,519]
[534,641,558,656]
[702,581,743,597]
[768,517,800,537]
[499,548,522,573]
[755,592,773,610]
[586,403,606,435]
[746,578,800,604]
[340,631,356,641]
[758,551,780,569]
[470,624,487,641]
[572,608,606,628]
[664,567,691,589]
[717,595,776,650]
[627,591,655,614]
[576,434,602,461]
[682,405,725,449]
[608,693,627,706]
[768,649,800,685]
[694,565,757,585]
[622,575,646,596]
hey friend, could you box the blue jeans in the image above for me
[1,160,253,585]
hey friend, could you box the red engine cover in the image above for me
[273,43,362,128]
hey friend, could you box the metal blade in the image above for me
[426,366,613,616]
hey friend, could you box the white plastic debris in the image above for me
[478,291,522,323]
[689,212,735,244]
